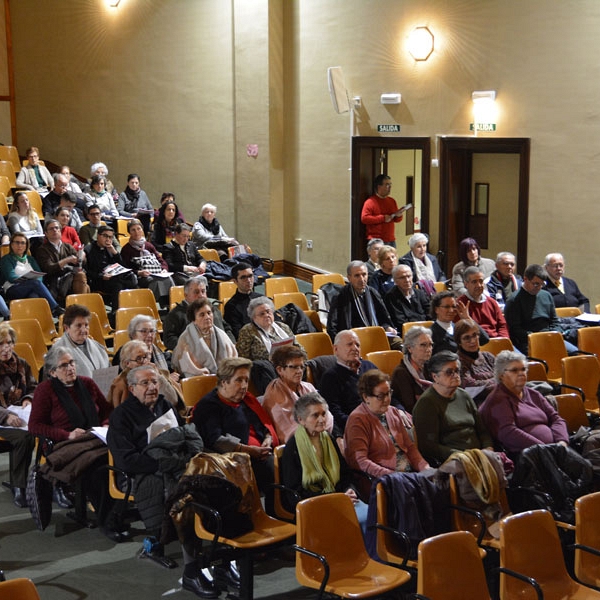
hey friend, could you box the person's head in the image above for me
[378,245,398,275]
[248,296,275,330]
[392,264,413,295]
[9,232,29,257]
[96,225,115,248]
[0,323,16,363]
[271,345,306,388]
[44,219,62,242]
[367,238,384,263]
[26,146,40,165]
[160,192,175,205]
[463,266,485,301]
[120,339,152,371]
[359,369,392,416]
[494,350,528,395]
[459,237,481,266]
[126,173,140,191]
[127,365,160,409]
[59,166,72,179]
[427,350,461,396]
[127,218,144,240]
[86,204,102,225]
[374,174,392,197]
[454,318,481,353]
[216,357,252,403]
[11,191,29,214]
[53,173,69,195]
[544,253,565,282]
[495,252,516,279]
[174,223,192,246]
[231,262,254,294]
[63,305,91,344]
[201,203,217,223]
[90,162,108,177]
[128,315,157,348]
[184,275,208,303]
[45,346,78,385]
[59,191,77,209]
[187,298,213,331]
[55,206,71,227]
[90,174,107,192]
[293,392,329,436]
[408,233,429,259]
[402,326,433,366]
[333,330,361,365]
[522,264,547,296]
[347,260,368,294]
[159,200,178,224]
[430,290,457,322]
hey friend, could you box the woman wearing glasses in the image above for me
[412,350,493,466]
[478,350,568,456]
[262,345,333,443]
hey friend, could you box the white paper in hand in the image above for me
[146,408,179,443]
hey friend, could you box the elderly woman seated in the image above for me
[454,318,496,404]
[367,245,398,297]
[479,350,568,456]
[391,325,433,413]
[345,370,429,481]
[399,233,446,295]
[451,237,496,296]
[16,146,53,196]
[107,340,182,410]
[412,350,494,466]
[192,203,239,258]
[281,392,367,529]
[172,298,237,377]
[262,345,334,442]
[193,357,278,515]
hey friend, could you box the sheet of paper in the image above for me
[93,366,120,398]
[146,409,179,443]
[90,426,108,444]
[1,403,31,429]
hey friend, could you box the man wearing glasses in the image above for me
[79,205,121,250]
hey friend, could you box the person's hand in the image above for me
[22,399,31,408]
[456,300,470,320]
[5,413,25,428]
[242,444,271,461]
[384,214,393,223]
[139,269,150,277]
[68,428,87,440]
[558,440,568,447]
[397,409,413,430]
[384,326,397,335]
[169,372,180,384]
[345,488,358,503]
[261,435,273,449]
[198,262,207,275]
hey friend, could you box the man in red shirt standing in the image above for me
[361,174,407,247]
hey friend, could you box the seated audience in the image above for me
[57,191,83,231]
[368,245,397,297]
[85,175,119,223]
[384,263,431,331]
[412,350,493,465]
[262,345,333,442]
[16,146,53,197]
[451,237,496,296]
[0,323,37,507]
[58,165,84,195]
[455,266,509,338]
[42,173,68,220]
[454,318,496,404]
[151,199,183,251]
[193,357,278,515]
[391,325,433,413]
[399,233,446,294]
[281,392,367,527]
[479,350,568,455]
[192,202,239,258]
[161,223,206,286]
[83,162,118,200]
[485,251,522,309]
[504,263,578,354]
[365,238,383,276]
[7,191,43,240]
[121,219,175,308]
[172,298,237,377]
[117,173,153,234]
[0,213,9,246]
[543,252,590,312]
[319,330,377,432]
[345,370,429,479]
[0,233,62,316]
[55,207,83,251]
[79,205,120,250]
[237,296,303,362]
[223,262,261,339]
[53,304,109,378]
[154,192,185,221]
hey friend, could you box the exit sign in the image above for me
[378,124,401,133]
[470,123,497,131]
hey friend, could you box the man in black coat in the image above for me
[384,264,431,331]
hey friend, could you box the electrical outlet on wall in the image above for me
[306,240,313,250]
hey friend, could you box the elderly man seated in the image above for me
[485,251,522,309]
[384,263,431,331]
[365,238,383,276]
[543,253,590,313]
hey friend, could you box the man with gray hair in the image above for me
[384,263,430,330]
[161,223,207,286]
[365,238,384,276]
[486,251,522,309]
[543,252,590,312]
[42,173,69,220]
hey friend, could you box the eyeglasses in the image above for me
[416,342,434,348]
[438,368,460,377]
[0,340,14,346]
[136,329,156,335]
[129,353,152,365]
[89,212,101,217]
[439,304,457,309]
[134,379,159,388]
[56,360,76,370]
[370,390,392,401]
[504,367,528,374]
[284,364,305,371]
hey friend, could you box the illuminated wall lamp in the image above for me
[408,26,434,61]
[472,90,497,123]
[109,0,121,6]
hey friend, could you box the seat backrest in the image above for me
[265,277,299,297]
[296,494,370,583]
[401,320,433,338]
[312,272,345,294]
[219,280,237,306]
[112,330,130,355]
[66,293,113,337]
[9,319,48,373]
[480,337,514,355]
[199,248,220,262]
[87,311,109,351]
[0,175,10,197]
[499,509,572,598]
[0,578,41,600]
[555,393,589,434]
[575,491,600,588]
[577,326,600,356]
[562,354,600,411]
[526,360,548,382]
[417,531,489,600]
[0,145,21,172]
[555,306,582,317]
[22,190,44,219]
[528,331,567,380]
[366,350,403,376]
[118,288,159,314]
[107,449,135,502]
[272,292,309,311]
[351,325,391,355]
[10,298,57,346]
[0,160,16,187]
[295,332,333,359]
[170,285,185,309]
[14,342,40,378]
[0,190,8,217]
[114,306,155,332]
[181,375,218,408]
[273,444,295,521]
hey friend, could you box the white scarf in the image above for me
[412,251,435,282]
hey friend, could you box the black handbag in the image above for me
[26,463,53,531]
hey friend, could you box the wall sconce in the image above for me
[381,93,401,105]
[472,90,497,125]
[109,0,121,6]
[408,27,434,61]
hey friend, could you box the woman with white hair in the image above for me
[400,233,446,295]
[83,162,118,200]
[192,203,239,257]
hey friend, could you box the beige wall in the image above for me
[7,0,600,304]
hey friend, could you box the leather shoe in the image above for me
[182,573,218,599]
[212,561,240,590]
[53,485,73,509]
[12,487,27,508]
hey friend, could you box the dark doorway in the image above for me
[351,137,431,261]
[439,137,530,275]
